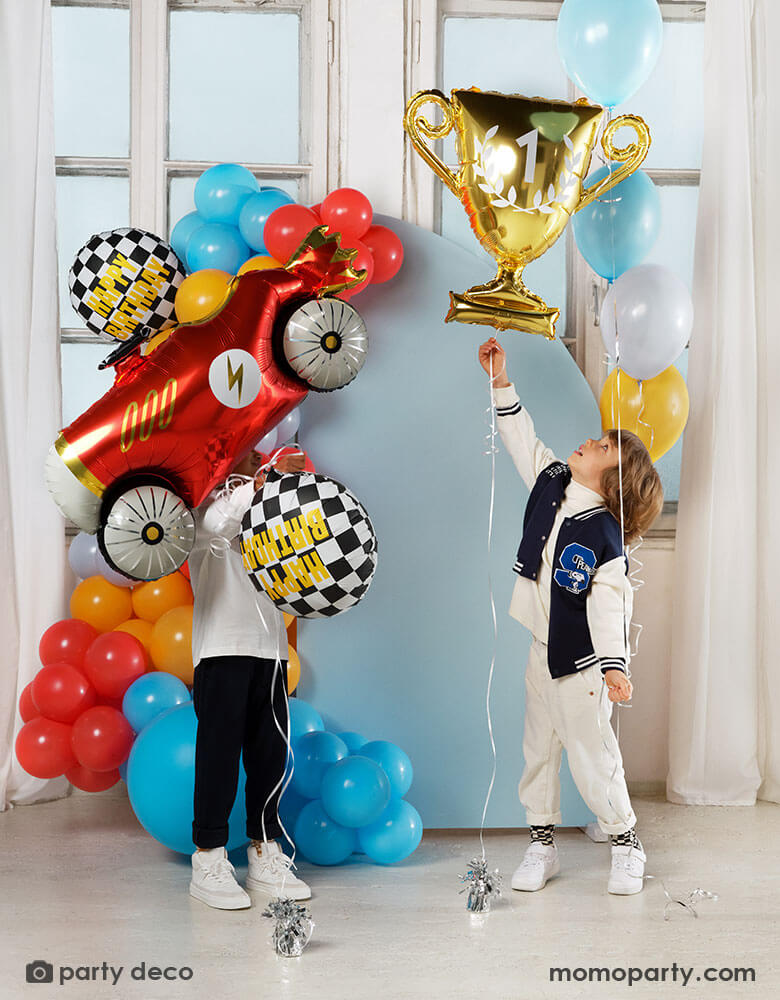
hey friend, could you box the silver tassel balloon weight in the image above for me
[263,897,315,957]
[459,857,502,913]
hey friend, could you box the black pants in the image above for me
[192,655,288,849]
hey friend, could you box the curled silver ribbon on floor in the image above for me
[644,876,719,920]
[263,897,315,957]
[459,857,502,913]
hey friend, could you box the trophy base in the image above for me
[446,291,560,340]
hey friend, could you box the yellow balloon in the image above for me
[599,365,689,462]
[149,605,194,684]
[287,646,300,695]
[174,269,233,324]
[238,255,282,276]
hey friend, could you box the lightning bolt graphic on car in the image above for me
[226,356,244,403]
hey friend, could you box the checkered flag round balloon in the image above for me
[240,470,378,618]
[68,228,186,341]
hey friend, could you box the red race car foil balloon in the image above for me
[46,227,369,582]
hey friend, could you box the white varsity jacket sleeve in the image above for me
[492,383,559,491]
[199,480,255,541]
[586,555,634,675]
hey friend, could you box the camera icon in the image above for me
[26,960,54,984]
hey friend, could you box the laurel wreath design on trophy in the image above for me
[473,126,584,215]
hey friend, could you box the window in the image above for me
[52,0,330,427]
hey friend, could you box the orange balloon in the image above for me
[132,574,193,623]
[70,576,133,634]
[174,269,233,324]
[114,619,154,668]
[149,606,194,684]
[287,646,300,695]
[238,255,281,276]
[599,364,689,462]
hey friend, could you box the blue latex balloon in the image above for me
[186,223,249,274]
[294,799,357,865]
[339,731,367,754]
[358,740,414,799]
[122,672,191,734]
[170,211,205,265]
[126,703,248,854]
[557,0,663,107]
[118,760,127,782]
[291,731,348,799]
[289,699,324,746]
[572,166,660,280]
[278,784,308,841]
[321,755,391,828]
[194,163,259,225]
[238,188,296,253]
[358,799,423,865]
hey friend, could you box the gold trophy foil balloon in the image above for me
[403,88,651,339]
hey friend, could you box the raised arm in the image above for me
[478,337,558,490]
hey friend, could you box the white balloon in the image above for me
[274,408,301,444]
[600,264,693,381]
[255,427,278,454]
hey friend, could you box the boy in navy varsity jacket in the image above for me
[479,338,663,896]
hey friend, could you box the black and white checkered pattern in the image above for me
[68,228,186,339]
[240,471,378,619]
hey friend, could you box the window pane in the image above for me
[441,194,568,332]
[169,10,300,163]
[56,175,130,327]
[52,5,130,158]
[615,21,704,170]
[644,184,699,291]
[61,343,116,427]
[168,174,301,243]
[654,348,688,502]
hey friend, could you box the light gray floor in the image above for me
[1,792,778,1000]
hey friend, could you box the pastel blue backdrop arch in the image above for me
[300,217,604,830]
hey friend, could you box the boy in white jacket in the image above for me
[479,338,663,895]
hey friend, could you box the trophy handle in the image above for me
[575,114,652,211]
[403,90,460,197]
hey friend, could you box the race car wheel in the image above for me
[282,298,368,391]
[98,480,196,582]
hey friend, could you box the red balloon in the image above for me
[338,239,374,300]
[65,763,121,793]
[179,562,191,582]
[71,706,134,772]
[39,618,98,669]
[19,682,39,723]
[31,663,97,723]
[361,224,404,283]
[264,204,321,264]
[15,717,76,778]
[83,632,147,699]
[320,188,373,241]
[99,695,125,711]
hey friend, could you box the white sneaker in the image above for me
[190,847,251,910]
[511,842,560,891]
[245,841,311,901]
[608,844,647,895]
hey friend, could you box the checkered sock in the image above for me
[529,824,555,846]
[611,826,642,850]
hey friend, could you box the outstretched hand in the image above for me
[478,337,509,387]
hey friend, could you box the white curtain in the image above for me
[667,0,780,805]
[0,0,69,808]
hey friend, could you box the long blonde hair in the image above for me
[600,430,664,544]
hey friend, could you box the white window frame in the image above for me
[53,0,336,346]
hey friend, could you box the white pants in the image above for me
[518,638,637,835]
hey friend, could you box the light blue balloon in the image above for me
[572,166,660,280]
[339,731,367,754]
[194,163,260,225]
[294,799,357,865]
[122,672,191,734]
[170,211,204,265]
[186,223,250,274]
[127,703,248,854]
[358,740,414,799]
[321,755,391,828]
[68,531,99,580]
[238,188,296,253]
[358,799,423,865]
[289,699,324,746]
[118,760,128,782]
[278,784,308,841]
[291,731,348,799]
[557,0,663,107]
